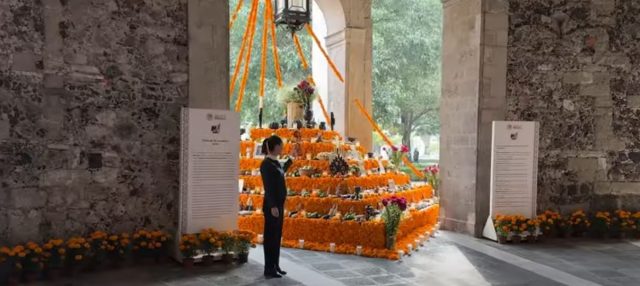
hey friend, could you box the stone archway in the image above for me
[311,0,373,150]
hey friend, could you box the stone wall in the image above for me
[508,0,640,211]
[0,0,188,244]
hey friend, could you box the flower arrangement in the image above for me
[198,228,221,258]
[388,145,409,168]
[42,239,66,271]
[65,236,90,268]
[241,172,411,193]
[178,234,199,260]
[494,215,512,242]
[526,218,539,239]
[277,80,317,107]
[592,211,611,237]
[612,210,633,238]
[633,212,640,237]
[18,242,44,278]
[233,230,257,254]
[537,210,561,237]
[250,128,342,141]
[381,196,407,249]
[103,234,131,264]
[423,164,440,191]
[568,209,590,236]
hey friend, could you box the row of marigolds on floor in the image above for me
[494,210,640,243]
[0,229,256,285]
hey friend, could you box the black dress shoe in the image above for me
[264,272,282,279]
[276,267,287,275]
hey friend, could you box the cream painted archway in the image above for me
[310,0,373,150]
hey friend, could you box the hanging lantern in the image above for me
[274,0,311,33]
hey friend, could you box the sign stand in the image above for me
[176,108,240,259]
[483,121,539,241]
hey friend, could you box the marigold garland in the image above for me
[250,128,342,141]
[240,158,389,172]
[240,140,366,158]
[240,173,411,193]
[238,205,439,260]
[228,0,244,30]
[305,24,344,83]
[240,185,433,214]
[292,33,309,71]
[265,0,282,87]
[258,1,268,99]
[230,0,258,98]
[235,0,260,112]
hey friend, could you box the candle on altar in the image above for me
[329,243,336,253]
[259,96,264,109]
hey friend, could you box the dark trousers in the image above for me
[263,207,283,273]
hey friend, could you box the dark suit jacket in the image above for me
[260,157,292,212]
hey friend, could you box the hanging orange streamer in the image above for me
[305,24,344,83]
[354,99,425,178]
[259,2,268,98]
[230,0,257,99]
[265,0,282,87]
[316,94,331,125]
[293,33,310,71]
[235,0,260,112]
[229,0,244,30]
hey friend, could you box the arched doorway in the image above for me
[311,0,373,149]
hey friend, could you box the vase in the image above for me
[385,234,397,250]
[202,255,215,266]
[497,235,507,244]
[303,106,314,124]
[237,253,249,264]
[287,102,304,128]
[182,258,195,269]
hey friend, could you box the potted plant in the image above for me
[278,80,317,128]
[64,237,90,276]
[633,211,640,238]
[178,234,198,269]
[537,210,560,238]
[87,231,109,271]
[198,229,218,266]
[568,210,590,237]
[149,231,170,263]
[612,210,632,239]
[1,246,19,286]
[510,215,526,243]
[388,145,409,170]
[132,230,154,263]
[20,242,43,282]
[219,232,236,264]
[42,239,65,280]
[592,211,611,238]
[423,164,440,196]
[103,234,130,268]
[525,218,539,242]
[234,230,256,264]
[381,196,407,249]
[494,215,511,244]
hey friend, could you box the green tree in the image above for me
[229,0,312,127]
[372,0,442,152]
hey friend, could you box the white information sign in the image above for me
[483,121,539,241]
[178,108,240,241]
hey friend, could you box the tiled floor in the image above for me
[30,231,640,285]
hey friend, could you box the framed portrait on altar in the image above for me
[254,143,265,159]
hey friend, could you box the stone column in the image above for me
[188,0,230,110]
[439,0,508,236]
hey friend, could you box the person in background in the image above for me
[413,148,419,162]
[260,135,293,279]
